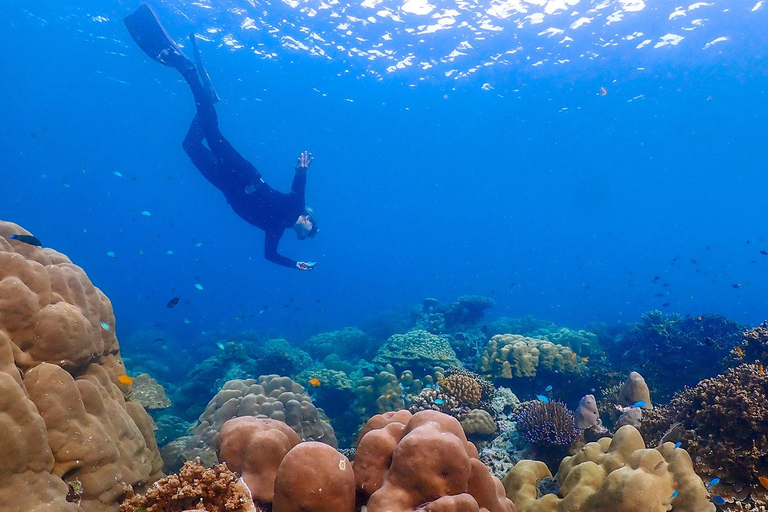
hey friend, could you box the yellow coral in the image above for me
[480,334,584,379]
[502,425,715,512]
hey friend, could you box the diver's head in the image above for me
[294,207,318,240]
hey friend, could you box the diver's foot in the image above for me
[158,48,195,73]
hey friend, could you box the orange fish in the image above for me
[571,353,577,360]
[735,347,745,357]
[759,363,765,374]
[308,378,321,387]
[759,476,768,491]
[581,357,589,363]
[697,316,702,321]
[118,374,133,386]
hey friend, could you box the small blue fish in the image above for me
[434,398,445,405]
[712,496,725,505]
[632,401,646,408]
[544,385,553,392]
[100,321,110,331]
[707,477,720,487]
[670,490,678,499]
[674,441,682,449]
[536,395,549,403]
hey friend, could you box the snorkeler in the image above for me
[125,4,318,271]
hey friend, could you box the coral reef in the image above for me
[478,334,584,379]
[617,371,652,408]
[409,367,496,427]
[726,321,768,367]
[0,221,162,512]
[608,310,745,401]
[167,375,336,471]
[356,410,515,512]
[641,362,768,501]
[503,425,715,512]
[528,327,602,356]
[373,329,459,374]
[477,387,525,479]
[119,460,256,512]
[303,326,372,360]
[444,295,496,328]
[129,373,171,410]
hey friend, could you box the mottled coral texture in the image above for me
[0,221,163,512]
[119,460,256,512]
[641,362,768,499]
[503,425,714,512]
[478,334,584,379]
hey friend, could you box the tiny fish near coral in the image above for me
[308,378,321,387]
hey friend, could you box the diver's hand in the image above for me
[295,151,313,173]
[296,261,316,271]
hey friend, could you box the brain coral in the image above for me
[641,362,768,500]
[503,425,715,512]
[173,375,337,469]
[478,334,584,379]
[0,221,163,511]
[373,329,459,373]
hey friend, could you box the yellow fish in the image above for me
[308,378,321,387]
[118,374,133,386]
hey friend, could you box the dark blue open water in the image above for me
[3,0,768,344]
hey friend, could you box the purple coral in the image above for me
[512,400,579,446]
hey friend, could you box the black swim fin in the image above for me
[189,32,220,104]
[124,3,193,71]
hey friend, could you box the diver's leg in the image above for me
[179,67,262,186]
[182,115,227,190]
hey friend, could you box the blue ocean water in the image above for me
[3,0,768,347]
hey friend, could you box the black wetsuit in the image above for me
[180,68,306,269]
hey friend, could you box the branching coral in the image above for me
[726,321,768,367]
[641,363,768,500]
[120,460,256,512]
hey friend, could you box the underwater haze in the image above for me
[3,0,768,341]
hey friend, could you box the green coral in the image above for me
[373,329,460,374]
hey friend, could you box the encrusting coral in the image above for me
[503,425,715,512]
[119,460,256,512]
[0,221,163,512]
[641,362,768,500]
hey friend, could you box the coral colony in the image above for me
[1,219,765,511]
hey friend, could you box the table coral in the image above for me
[641,362,768,500]
[503,425,715,512]
[172,375,336,469]
[373,329,460,374]
[119,460,256,512]
[478,334,584,379]
[0,221,163,512]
